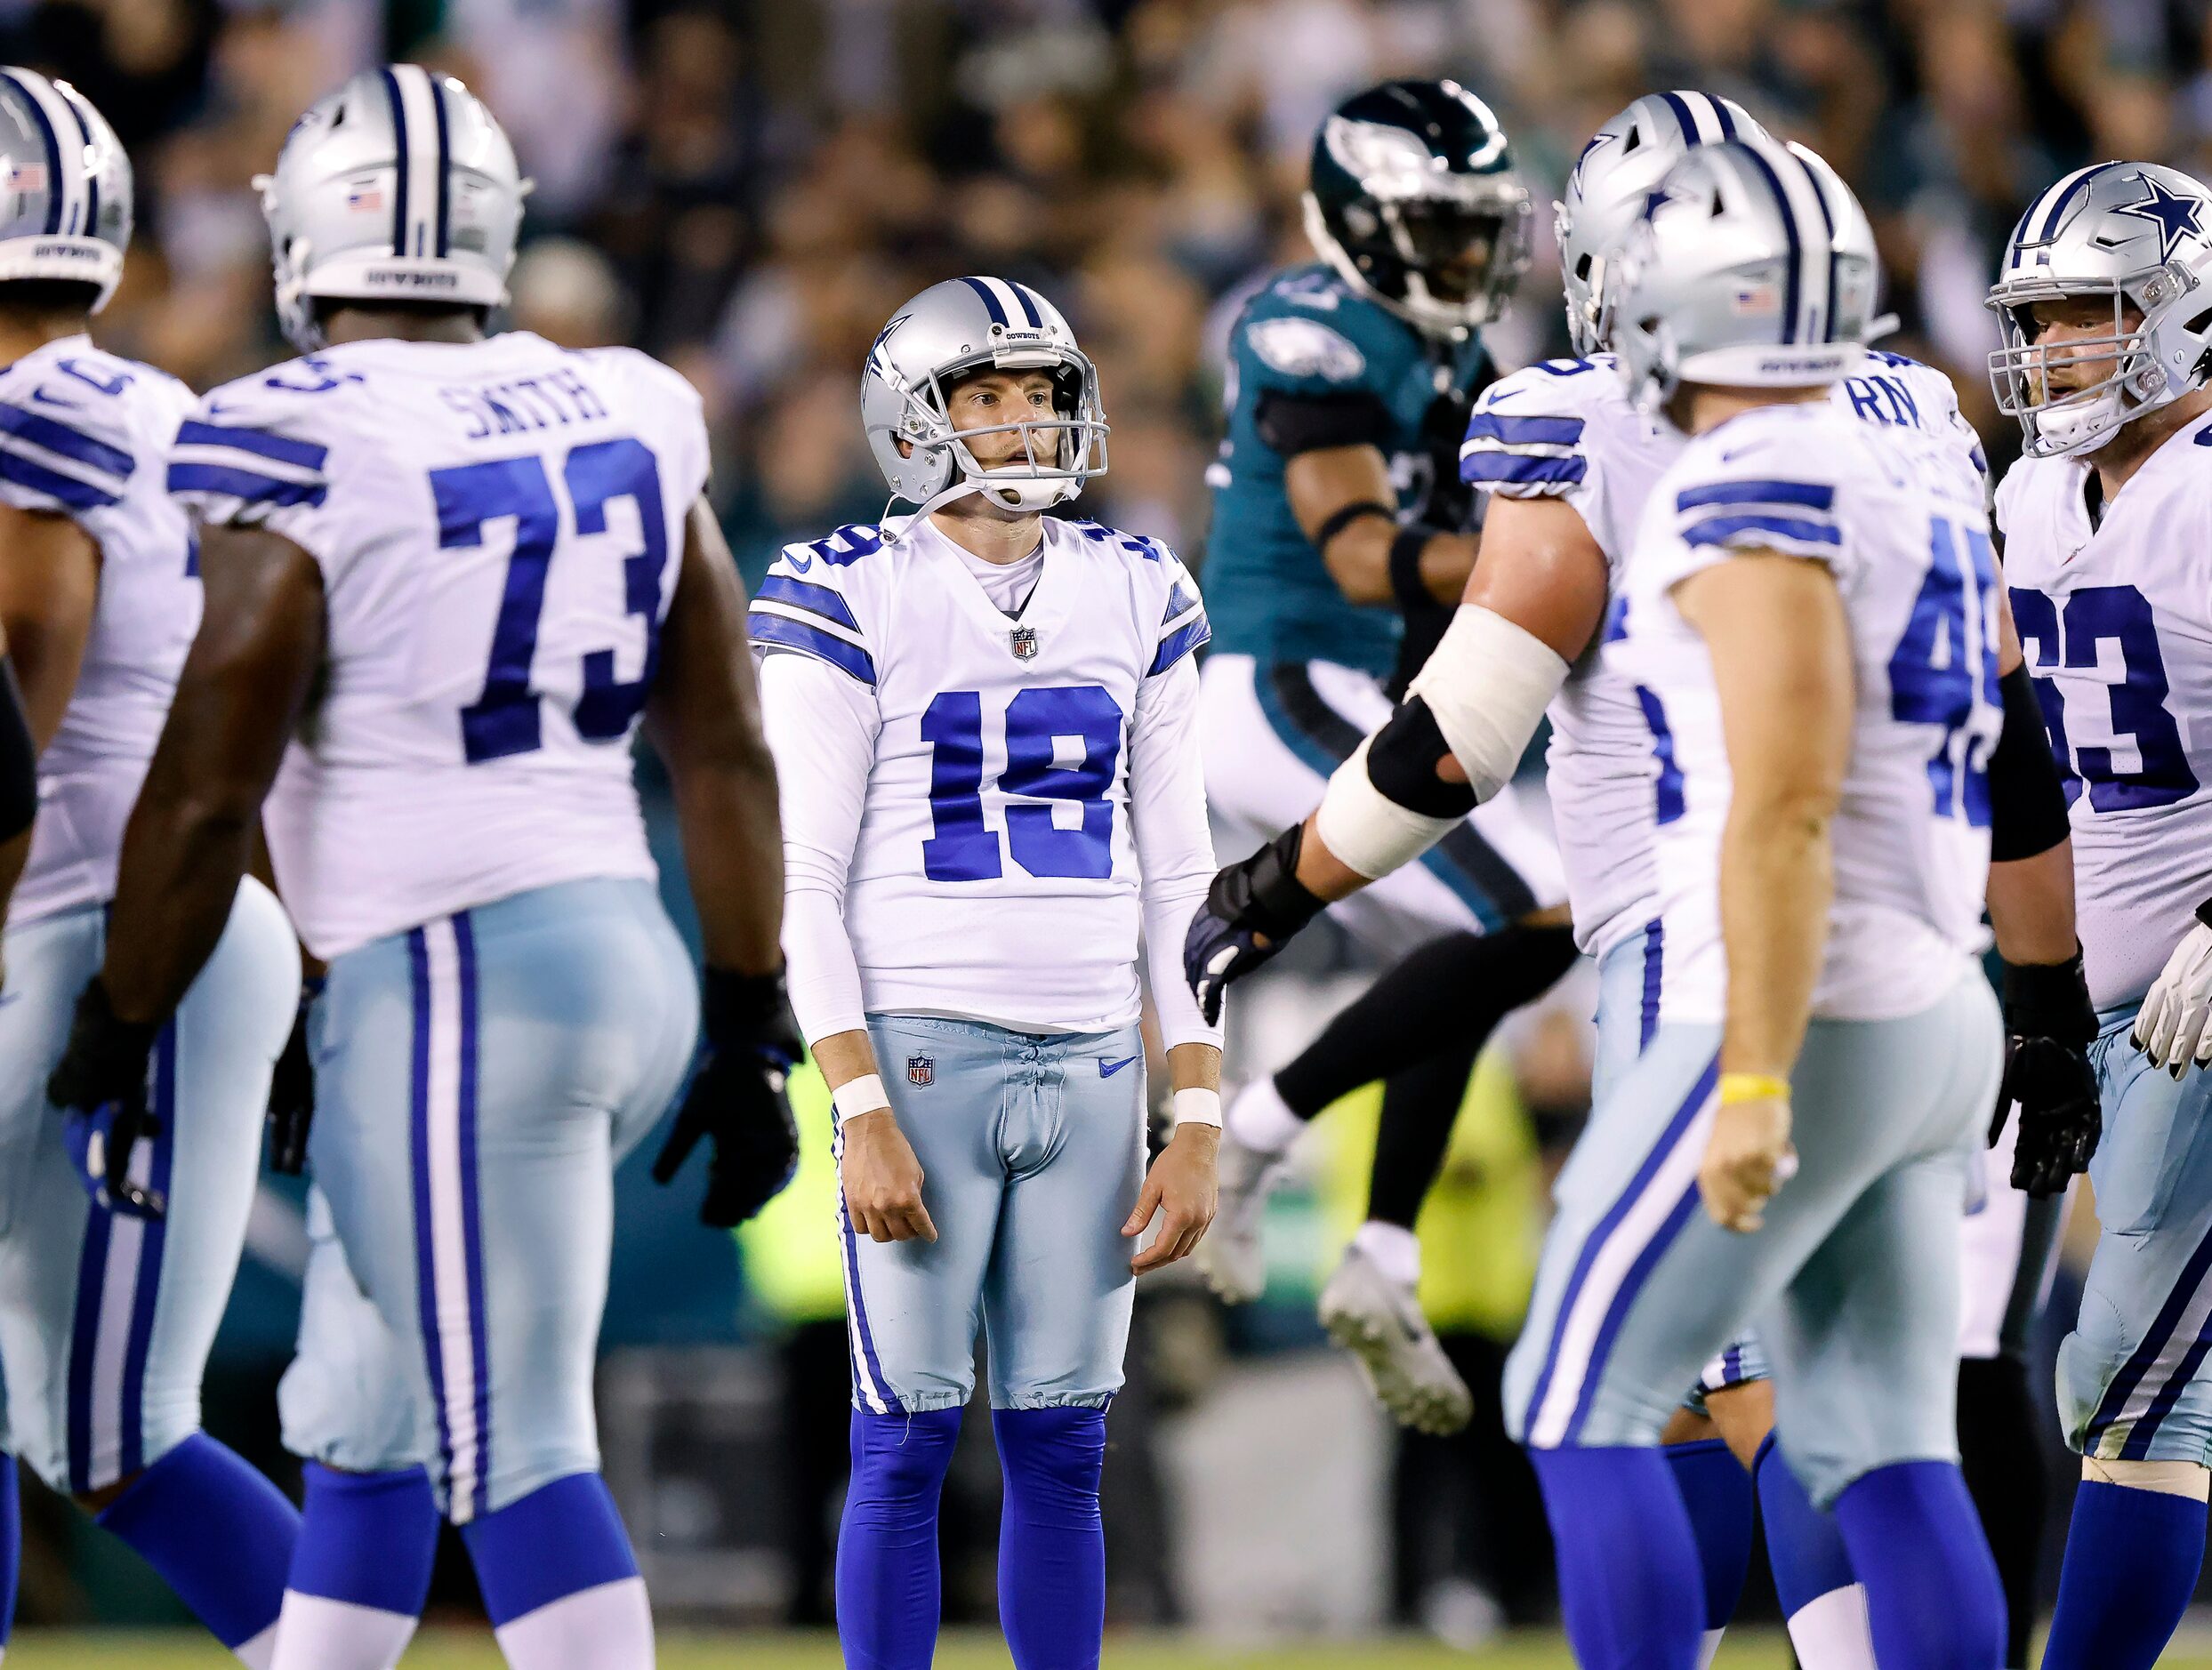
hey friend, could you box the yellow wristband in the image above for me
[1718,1072,1790,1105]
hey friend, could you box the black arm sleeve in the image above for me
[0,656,34,843]
[1990,663,2071,863]
[1365,695,1478,818]
[1253,389,1396,456]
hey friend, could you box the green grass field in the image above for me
[4,1631,2211,1667]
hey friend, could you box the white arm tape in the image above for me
[1173,1088,1223,1128]
[1405,605,1572,802]
[833,1073,892,1121]
[1315,735,1460,881]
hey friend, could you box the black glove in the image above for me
[1183,823,1329,1027]
[652,967,805,1228]
[267,980,322,1176]
[47,978,166,1219]
[1992,949,2101,1198]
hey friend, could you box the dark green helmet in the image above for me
[1303,79,1531,337]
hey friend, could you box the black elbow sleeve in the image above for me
[1989,664,2071,863]
[1366,696,1478,819]
[0,656,34,844]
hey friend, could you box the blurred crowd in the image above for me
[4,0,2207,587]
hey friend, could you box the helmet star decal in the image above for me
[2114,172,2206,263]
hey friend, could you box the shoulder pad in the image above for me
[1066,518,1170,563]
[0,344,163,513]
[1669,427,1845,560]
[1461,357,1623,495]
[168,369,340,513]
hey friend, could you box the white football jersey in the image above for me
[168,332,710,959]
[1,337,197,928]
[752,512,1215,1038]
[1463,350,1986,967]
[1605,399,2000,1024]
[1997,408,2212,1010]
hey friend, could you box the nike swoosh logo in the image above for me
[1099,1056,1139,1078]
[30,385,80,409]
[0,992,19,1009]
[783,550,814,573]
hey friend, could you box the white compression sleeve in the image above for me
[1405,605,1571,801]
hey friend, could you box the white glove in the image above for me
[2133,919,2212,1073]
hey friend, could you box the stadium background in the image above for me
[3,0,2209,1660]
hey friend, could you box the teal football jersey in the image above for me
[1204,264,1491,676]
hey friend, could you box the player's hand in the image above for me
[651,968,805,1228]
[1698,1093,1797,1234]
[1184,824,1328,1026]
[2136,915,2212,1076]
[1997,949,2101,1196]
[266,980,321,1176]
[1126,1122,1220,1273]
[839,1107,937,1243]
[47,977,166,1220]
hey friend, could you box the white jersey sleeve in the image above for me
[1130,555,1220,1050]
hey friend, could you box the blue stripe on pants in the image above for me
[117,1029,178,1478]
[454,914,493,1520]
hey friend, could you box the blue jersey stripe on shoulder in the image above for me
[1676,478,1835,513]
[0,449,117,509]
[1464,413,1585,448]
[1149,613,1211,677]
[1682,512,1840,550]
[750,611,877,686]
[756,573,860,632]
[1462,453,1587,487]
[165,461,328,508]
[0,402,132,478]
[174,421,329,471]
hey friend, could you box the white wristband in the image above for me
[1173,1087,1223,1128]
[833,1073,891,1121]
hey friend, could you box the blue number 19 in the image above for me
[921,686,1124,880]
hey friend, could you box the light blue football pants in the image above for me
[0,880,296,1495]
[838,1015,1148,1414]
[2058,1001,2212,1465]
[283,879,696,1522]
[1508,965,2000,1505]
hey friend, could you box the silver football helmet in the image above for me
[1557,91,1766,357]
[257,65,529,352]
[1607,134,1878,415]
[1987,162,2212,458]
[861,277,1108,516]
[0,68,131,311]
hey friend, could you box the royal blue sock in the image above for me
[1832,1460,2002,1670]
[1663,1440,1753,1634]
[993,1407,1107,1670]
[461,1472,639,1629]
[1530,1446,1705,1670]
[94,1432,298,1653]
[2042,1478,2207,1670]
[1754,1435,1856,1618]
[0,1453,19,1653]
[288,1464,438,1618]
[838,1408,962,1670]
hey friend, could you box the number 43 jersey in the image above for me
[751,512,1220,1050]
[1999,412,2212,1010]
[169,332,709,959]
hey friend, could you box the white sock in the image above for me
[1228,1075,1305,1156]
[1788,1582,1878,1670]
[269,1591,420,1670]
[1696,1626,1725,1669]
[495,1575,654,1669]
[1353,1219,1421,1287]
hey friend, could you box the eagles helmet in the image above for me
[1988,162,2212,458]
[1304,80,1532,337]
[1608,134,1878,416]
[257,65,529,352]
[0,69,131,312]
[862,276,1108,516]
[1557,91,1766,357]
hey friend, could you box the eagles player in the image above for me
[754,277,1220,1670]
[1191,101,2095,1670]
[0,69,308,1666]
[1989,160,2212,1670]
[1199,79,1574,1429]
[47,67,800,1670]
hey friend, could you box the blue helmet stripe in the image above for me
[1733,141,1805,345]
[3,71,65,236]
[1791,149,1840,343]
[429,74,453,258]
[379,66,411,257]
[1711,96,1738,139]
[1655,90,1702,144]
[2033,162,2118,245]
[1009,282,1044,328]
[960,276,1008,326]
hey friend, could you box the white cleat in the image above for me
[1194,1128,1287,1304]
[1318,1244,1474,1436]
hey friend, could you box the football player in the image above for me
[46,66,799,1670]
[1198,78,1574,1430]
[1189,99,2095,1670]
[753,276,1221,1670]
[1990,160,2212,1670]
[0,68,306,1666]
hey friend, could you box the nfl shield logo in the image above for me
[1009,625,1040,662]
[907,1055,935,1088]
